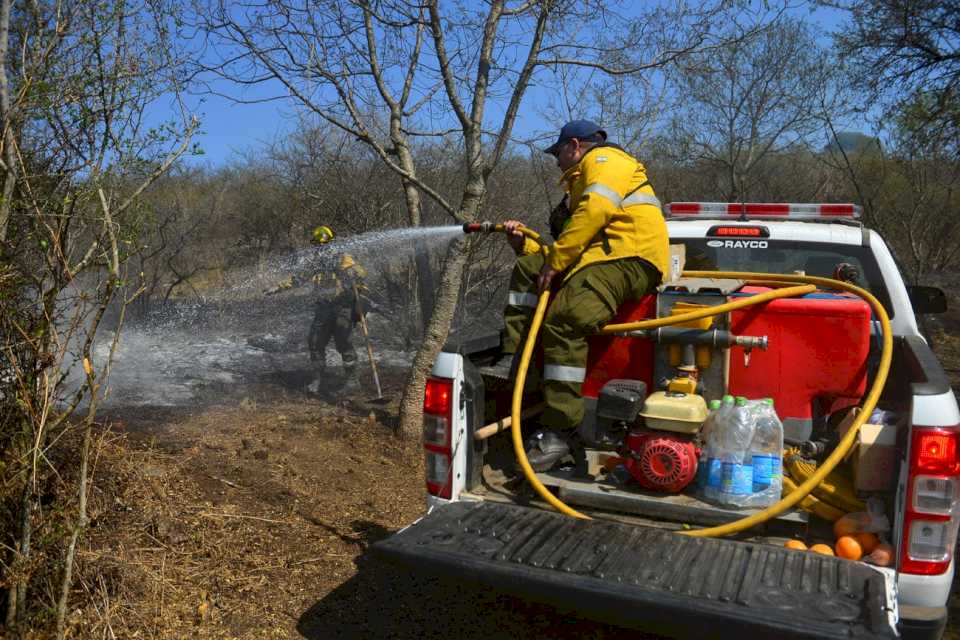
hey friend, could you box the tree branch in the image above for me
[427,1,471,131]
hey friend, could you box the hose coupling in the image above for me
[734,335,768,350]
[463,221,496,234]
[799,439,830,459]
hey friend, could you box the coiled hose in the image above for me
[464,223,893,537]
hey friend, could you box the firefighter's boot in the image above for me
[341,363,360,392]
[307,361,327,395]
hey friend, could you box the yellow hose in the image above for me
[511,288,591,519]
[677,272,892,537]
[600,283,816,334]
[499,227,893,534]
[481,226,593,518]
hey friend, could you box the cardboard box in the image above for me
[668,243,686,283]
[855,421,899,492]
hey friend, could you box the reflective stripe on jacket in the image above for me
[548,144,669,281]
[313,263,368,299]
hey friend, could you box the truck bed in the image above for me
[373,501,898,639]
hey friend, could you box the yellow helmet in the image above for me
[311,225,334,245]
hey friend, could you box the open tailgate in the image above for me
[372,501,898,639]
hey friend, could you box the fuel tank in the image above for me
[728,286,871,441]
[582,295,657,398]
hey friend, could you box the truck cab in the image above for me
[374,203,959,640]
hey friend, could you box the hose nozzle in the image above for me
[463,221,496,234]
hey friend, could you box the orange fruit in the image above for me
[854,532,880,554]
[866,543,894,567]
[784,540,807,551]
[832,516,859,538]
[835,535,863,561]
[809,543,835,556]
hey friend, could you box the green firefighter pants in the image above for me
[308,296,358,373]
[502,253,657,431]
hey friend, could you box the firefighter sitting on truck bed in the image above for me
[500,119,670,472]
[271,225,370,390]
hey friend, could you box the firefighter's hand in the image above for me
[503,219,526,254]
[537,265,558,293]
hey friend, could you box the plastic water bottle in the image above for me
[696,399,723,490]
[702,395,735,502]
[748,398,784,507]
[716,396,756,507]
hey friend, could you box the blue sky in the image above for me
[168,2,851,167]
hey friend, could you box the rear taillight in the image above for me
[423,377,454,499]
[902,427,960,575]
[424,376,453,416]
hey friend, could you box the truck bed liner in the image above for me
[373,501,897,639]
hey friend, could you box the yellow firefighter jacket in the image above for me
[547,144,669,281]
[276,253,368,300]
[312,253,368,298]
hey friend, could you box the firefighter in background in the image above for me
[275,226,369,388]
[500,120,670,471]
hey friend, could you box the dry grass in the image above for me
[67,401,425,639]
[63,399,653,640]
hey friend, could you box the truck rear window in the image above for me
[680,239,894,317]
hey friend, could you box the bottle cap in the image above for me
[764,398,774,406]
[735,397,747,406]
[708,399,721,410]
[722,394,734,403]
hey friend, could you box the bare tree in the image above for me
[0,1,196,636]
[830,0,960,153]
[195,0,779,436]
[135,167,233,308]
[265,123,408,237]
[822,118,960,281]
[666,18,840,201]
[885,146,960,279]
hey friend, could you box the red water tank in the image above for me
[582,295,657,398]
[728,287,871,439]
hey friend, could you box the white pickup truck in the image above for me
[374,203,959,640]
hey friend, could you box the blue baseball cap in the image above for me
[543,119,607,155]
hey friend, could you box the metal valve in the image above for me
[622,327,768,351]
[463,221,496,234]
